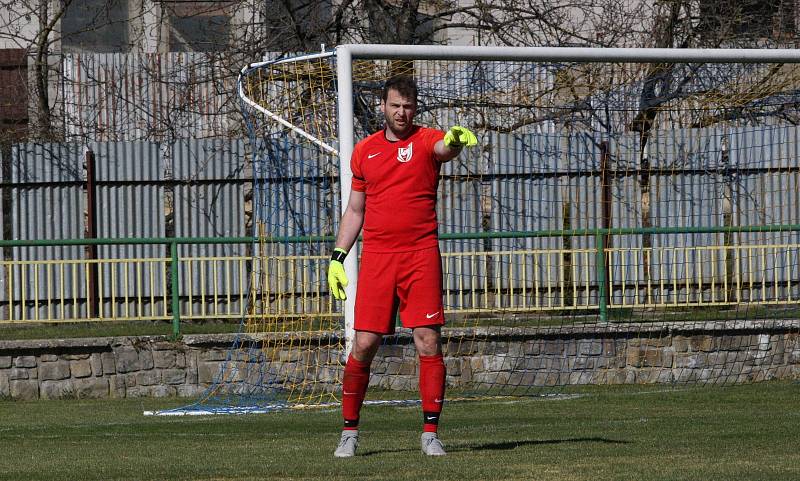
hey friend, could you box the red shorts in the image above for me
[354,246,445,334]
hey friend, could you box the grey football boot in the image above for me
[421,432,446,456]
[334,430,359,458]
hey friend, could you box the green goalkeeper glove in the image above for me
[443,126,478,148]
[328,248,349,300]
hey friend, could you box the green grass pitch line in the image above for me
[0,381,798,480]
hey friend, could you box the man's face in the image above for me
[380,88,416,139]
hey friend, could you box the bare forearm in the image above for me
[434,139,462,162]
[335,208,364,252]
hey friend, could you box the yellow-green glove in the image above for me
[328,248,349,300]
[443,126,478,148]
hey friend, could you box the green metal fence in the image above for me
[2,225,799,336]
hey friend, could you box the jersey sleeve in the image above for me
[429,129,446,163]
[350,143,367,192]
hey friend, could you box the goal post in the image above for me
[334,43,800,360]
[164,45,800,415]
[335,46,359,355]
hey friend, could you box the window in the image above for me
[698,0,796,40]
[62,0,129,53]
[364,3,437,44]
[164,1,233,52]
[263,0,333,52]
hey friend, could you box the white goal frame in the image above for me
[334,44,800,352]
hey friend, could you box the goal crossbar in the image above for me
[337,44,800,63]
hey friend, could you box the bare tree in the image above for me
[2,0,798,144]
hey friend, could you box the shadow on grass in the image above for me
[358,437,630,456]
[462,437,631,452]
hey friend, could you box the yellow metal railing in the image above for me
[441,242,799,312]
[181,256,250,320]
[2,242,798,327]
[0,254,333,324]
[607,244,799,307]
[3,257,171,322]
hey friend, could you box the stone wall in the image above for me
[1,321,798,401]
[375,323,800,392]
[0,336,236,401]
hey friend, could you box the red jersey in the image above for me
[351,126,445,253]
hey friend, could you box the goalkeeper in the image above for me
[329,75,478,458]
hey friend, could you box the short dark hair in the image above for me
[382,75,418,102]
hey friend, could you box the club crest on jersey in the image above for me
[397,143,413,163]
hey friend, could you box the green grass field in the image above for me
[1,382,798,481]
[0,320,241,340]
[3,304,798,341]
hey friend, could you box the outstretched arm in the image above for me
[435,126,478,162]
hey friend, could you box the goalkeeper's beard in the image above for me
[386,115,413,139]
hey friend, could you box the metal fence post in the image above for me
[84,149,100,318]
[595,231,608,323]
[170,240,181,338]
[600,141,612,311]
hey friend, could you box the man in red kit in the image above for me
[328,75,477,457]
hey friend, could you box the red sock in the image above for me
[419,353,446,433]
[341,353,371,430]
